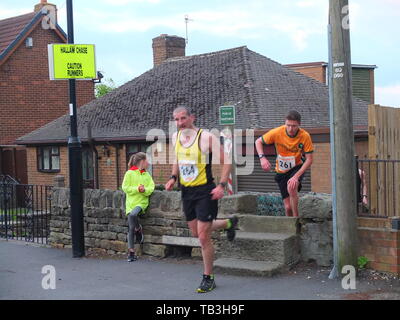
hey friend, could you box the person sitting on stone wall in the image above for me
[122,152,155,262]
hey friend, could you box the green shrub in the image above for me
[256,195,285,216]
[358,256,368,269]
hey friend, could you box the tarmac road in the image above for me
[1,239,399,301]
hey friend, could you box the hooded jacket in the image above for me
[122,166,155,214]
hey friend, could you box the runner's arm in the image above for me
[211,144,232,199]
[165,132,179,191]
[201,131,232,185]
[255,136,271,172]
[293,153,313,180]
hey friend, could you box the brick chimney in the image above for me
[152,34,186,67]
[34,0,57,23]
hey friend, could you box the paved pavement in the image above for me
[1,239,399,301]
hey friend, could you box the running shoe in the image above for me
[226,216,238,241]
[127,252,137,262]
[135,224,144,244]
[197,275,216,293]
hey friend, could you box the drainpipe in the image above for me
[93,147,99,189]
[87,122,99,189]
[115,145,120,189]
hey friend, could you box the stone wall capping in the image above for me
[49,188,399,274]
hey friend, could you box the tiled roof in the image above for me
[0,12,36,56]
[0,10,67,64]
[16,46,368,144]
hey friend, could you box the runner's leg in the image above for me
[287,171,301,217]
[188,219,198,237]
[197,220,214,275]
[283,197,293,216]
[211,219,228,231]
[289,192,299,217]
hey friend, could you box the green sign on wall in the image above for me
[48,44,96,80]
[219,105,236,125]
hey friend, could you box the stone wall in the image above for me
[49,188,200,257]
[297,193,333,266]
[219,192,334,266]
[49,188,334,265]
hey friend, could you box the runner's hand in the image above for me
[260,157,271,172]
[165,179,175,191]
[210,184,225,200]
[287,176,299,193]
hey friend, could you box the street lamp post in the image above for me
[66,0,85,258]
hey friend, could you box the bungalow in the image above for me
[16,34,369,193]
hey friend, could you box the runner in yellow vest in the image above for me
[255,110,314,217]
[165,106,237,293]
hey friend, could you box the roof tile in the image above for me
[17,46,368,144]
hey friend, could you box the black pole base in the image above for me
[68,136,85,258]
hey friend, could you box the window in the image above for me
[37,146,60,172]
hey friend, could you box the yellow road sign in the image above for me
[48,44,96,80]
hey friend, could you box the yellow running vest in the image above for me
[175,129,210,187]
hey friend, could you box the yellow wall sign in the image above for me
[48,44,96,80]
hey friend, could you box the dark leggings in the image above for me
[127,206,142,249]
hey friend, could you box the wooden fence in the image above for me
[367,104,400,217]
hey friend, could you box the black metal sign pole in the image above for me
[66,0,85,258]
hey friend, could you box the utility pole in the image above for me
[328,0,358,278]
[66,0,85,258]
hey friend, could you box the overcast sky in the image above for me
[1,0,399,107]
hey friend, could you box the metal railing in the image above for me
[0,174,19,185]
[0,182,52,244]
[357,159,400,218]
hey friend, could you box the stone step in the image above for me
[237,215,299,234]
[217,231,299,265]
[214,257,286,277]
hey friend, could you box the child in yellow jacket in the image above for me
[122,152,155,262]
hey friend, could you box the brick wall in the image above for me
[0,23,94,145]
[148,142,172,185]
[311,142,331,193]
[28,140,368,192]
[28,141,224,190]
[97,144,127,190]
[311,140,368,193]
[27,146,69,186]
[152,34,185,67]
[287,65,327,84]
[27,146,80,187]
[28,144,128,189]
[358,217,400,274]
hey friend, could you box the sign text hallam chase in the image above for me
[48,44,96,80]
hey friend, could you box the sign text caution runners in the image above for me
[48,44,96,80]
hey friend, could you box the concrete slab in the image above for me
[238,215,298,234]
[214,257,284,277]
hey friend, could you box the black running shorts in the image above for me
[181,182,218,222]
[274,165,304,199]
